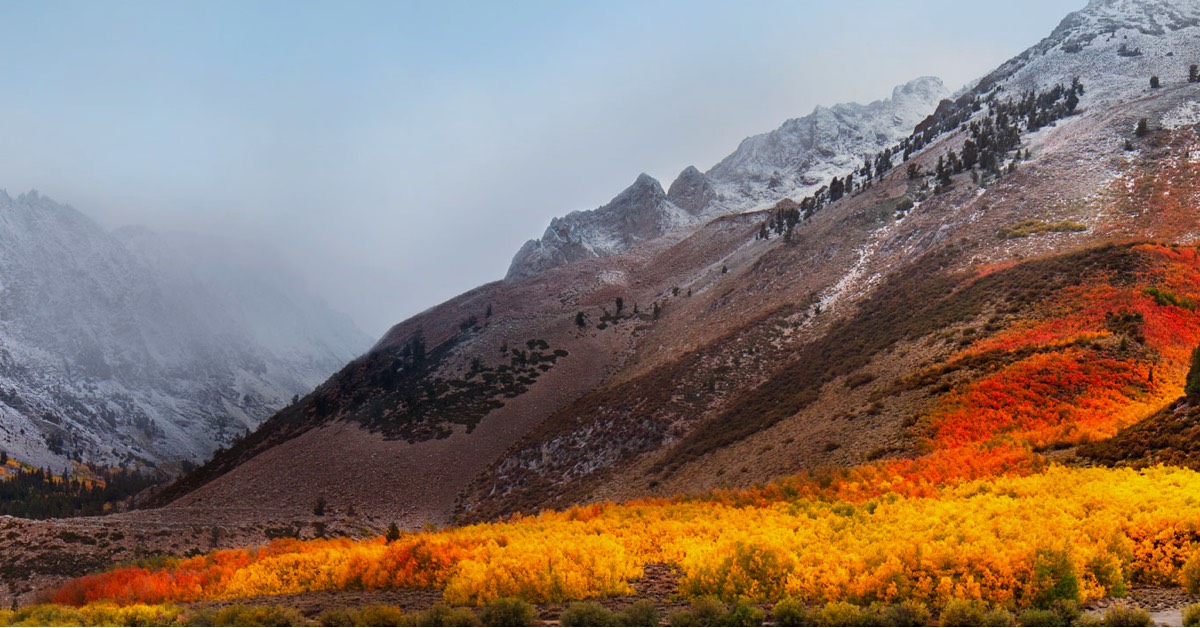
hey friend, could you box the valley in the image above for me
[5,0,1200,626]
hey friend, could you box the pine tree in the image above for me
[575,311,586,329]
[1136,118,1150,137]
[1150,75,1161,89]
[829,176,844,202]
[615,297,624,316]
[1191,64,1199,83]
[1186,345,1200,397]
[384,522,401,543]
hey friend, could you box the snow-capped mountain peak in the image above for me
[505,76,949,280]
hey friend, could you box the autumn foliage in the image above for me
[45,244,1200,613]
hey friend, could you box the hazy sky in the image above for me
[0,0,1084,337]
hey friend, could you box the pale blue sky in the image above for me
[0,0,1083,336]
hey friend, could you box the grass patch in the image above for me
[999,220,1087,239]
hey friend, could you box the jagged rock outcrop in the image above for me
[0,190,370,471]
[506,174,693,281]
[666,166,719,216]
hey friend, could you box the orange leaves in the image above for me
[48,466,1200,611]
[929,350,1153,448]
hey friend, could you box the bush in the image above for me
[619,600,660,627]
[1183,603,1200,627]
[1017,608,1065,627]
[560,601,619,627]
[982,607,1015,626]
[318,607,356,626]
[1030,548,1080,609]
[772,597,817,626]
[723,600,765,627]
[354,604,409,626]
[940,598,1006,626]
[416,604,482,627]
[1,604,84,627]
[1184,549,1200,593]
[479,598,536,627]
[1100,604,1152,627]
[184,604,307,627]
[818,601,865,626]
[1074,612,1103,627]
[878,600,931,627]
[669,598,728,626]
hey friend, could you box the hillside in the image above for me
[6,0,1200,620]
[148,0,1200,528]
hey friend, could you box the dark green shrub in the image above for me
[940,599,987,626]
[878,600,931,626]
[982,607,1015,626]
[723,600,765,626]
[771,597,817,626]
[560,601,619,626]
[318,607,356,626]
[1030,548,1080,608]
[415,604,483,627]
[669,598,728,626]
[1100,604,1152,627]
[196,604,306,627]
[479,598,536,627]
[618,600,660,627]
[348,604,408,626]
[1017,608,1065,627]
[818,601,866,627]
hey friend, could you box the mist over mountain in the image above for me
[0,190,370,471]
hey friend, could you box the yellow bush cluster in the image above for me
[53,465,1200,611]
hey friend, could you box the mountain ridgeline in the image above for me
[149,0,1200,533]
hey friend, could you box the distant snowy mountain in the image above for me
[0,190,370,471]
[506,76,949,280]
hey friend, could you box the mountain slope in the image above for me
[0,191,370,471]
[148,0,1200,529]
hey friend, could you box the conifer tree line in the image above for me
[757,79,1085,240]
[0,459,161,519]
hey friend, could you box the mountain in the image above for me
[506,174,696,281]
[704,75,949,209]
[505,76,949,280]
[12,0,1200,613]
[0,190,370,472]
[110,0,1200,533]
